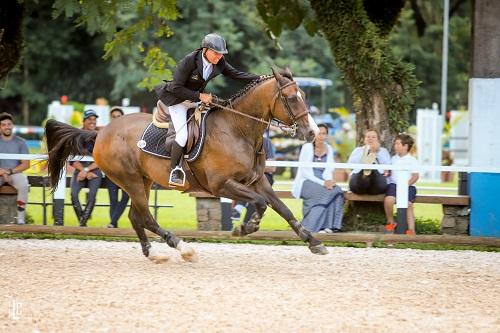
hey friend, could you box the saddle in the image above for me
[137,101,210,162]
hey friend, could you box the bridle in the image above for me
[270,80,309,137]
[208,77,309,137]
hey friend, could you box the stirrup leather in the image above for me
[169,166,186,187]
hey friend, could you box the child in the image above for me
[384,133,419,235]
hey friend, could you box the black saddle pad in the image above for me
[138,111,209,162]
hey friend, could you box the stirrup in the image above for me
[169,166,186,187]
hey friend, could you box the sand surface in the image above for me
[1,239,499,332]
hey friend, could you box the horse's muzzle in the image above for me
[304,129,316,142]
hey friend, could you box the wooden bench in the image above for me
[190,190,470,235]
[0,185,18,224]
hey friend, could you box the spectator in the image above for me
[106,107,129,228]
[70,109,102,227]
[384,133,419,235]
[231,135,276,223]
[347,129,391,194]
[0,112,30,224]
[292,124,344,233]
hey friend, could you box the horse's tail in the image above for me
[45,119,97,191]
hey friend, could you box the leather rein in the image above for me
[209,80,309,137]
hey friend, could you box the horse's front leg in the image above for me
[214,179,268,237]
[255,179,328,255]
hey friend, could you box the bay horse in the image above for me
[45,67,329,261]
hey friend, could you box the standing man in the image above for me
[70,109,102,227]
[0,112,30,224]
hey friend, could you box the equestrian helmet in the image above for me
[201,33,228,54]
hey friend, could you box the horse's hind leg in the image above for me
[129,205,151,257]
[215,179,268,236]
[255,178,328,255]
[132,178,198,262]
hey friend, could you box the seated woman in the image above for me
[347,129,391,195]
[292,124,344,233]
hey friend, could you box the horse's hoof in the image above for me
[177,241,199,263]
[142,244,151,257]
[147,248,170,264]
[246,222,260,234]
[309,244,329,255]
[232,225,245,237]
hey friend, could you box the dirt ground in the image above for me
[0,239,499,333]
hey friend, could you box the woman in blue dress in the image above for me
[292,124,344,233]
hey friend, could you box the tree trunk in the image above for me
[310,0,418,147]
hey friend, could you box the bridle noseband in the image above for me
[271,80,309,137]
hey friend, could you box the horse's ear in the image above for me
[271,67,283,82]
[284,67,293,79]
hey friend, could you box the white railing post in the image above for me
[395,170,409,234]
[53,166,66,226]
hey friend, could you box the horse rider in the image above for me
[157,33,262,186]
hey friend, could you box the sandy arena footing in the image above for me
[1,239,499,332]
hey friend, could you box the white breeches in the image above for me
[168,101,197,147]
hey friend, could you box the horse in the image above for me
[45,67,329,261]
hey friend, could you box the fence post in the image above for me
[395,170,409,234]
[154,184,159,221]
[53,167,66,226]
[220,197,233,231]
[42,177,47,225]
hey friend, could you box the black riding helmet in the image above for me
[201,33,228,54]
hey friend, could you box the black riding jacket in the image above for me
[157,48,259,107]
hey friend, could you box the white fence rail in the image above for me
[2,153,500,217]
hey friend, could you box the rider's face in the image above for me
[204,49,223,64]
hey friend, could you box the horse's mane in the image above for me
[221,69,294,106]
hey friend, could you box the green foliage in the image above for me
[309,0,418,135]
[25,212,35,225]
[1,0,472,128]
[257,0,420,140]
[257,0,313,37]
[415,216,441,235]
[53,0,179,89]
[390,3,471,111]
[0,1,24,80]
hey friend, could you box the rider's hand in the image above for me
[199,93,212,104]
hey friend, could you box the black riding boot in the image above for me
[169,141,185,186]
[79,199,96,227]
[72,200,83,221]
